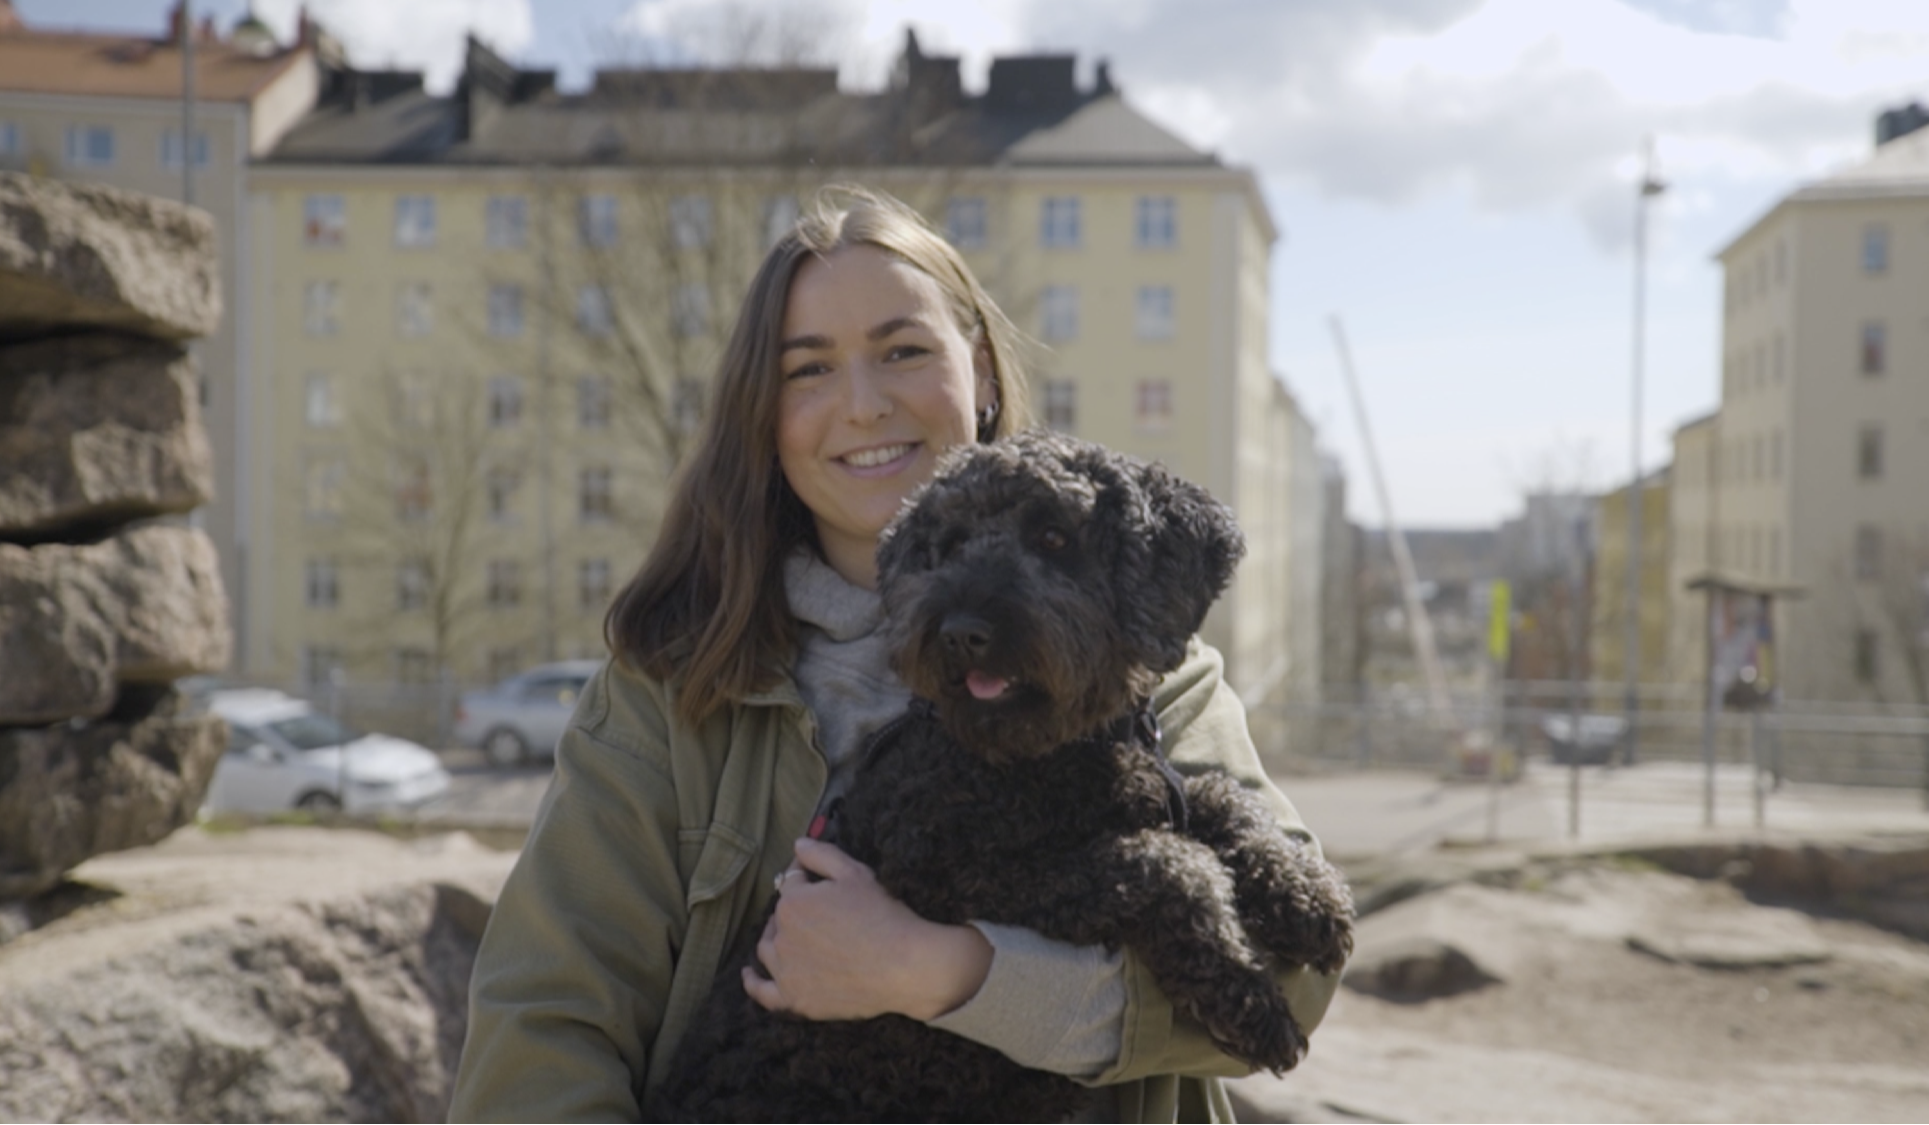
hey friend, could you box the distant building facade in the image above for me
[237,30,1323,705]
[1711,110,1929,704]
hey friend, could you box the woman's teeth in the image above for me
[844,444,912,468]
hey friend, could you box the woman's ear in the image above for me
[973,340,996,415]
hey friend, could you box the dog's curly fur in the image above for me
[651,431,1355,1122]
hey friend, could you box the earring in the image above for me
[976,397,1001,440]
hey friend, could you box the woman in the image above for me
[448,187,1340,1123]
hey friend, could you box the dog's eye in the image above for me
[1039,527,1069,552]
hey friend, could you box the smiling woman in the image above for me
[447,186,1340,1124]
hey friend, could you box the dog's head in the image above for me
[876,430,1245,761]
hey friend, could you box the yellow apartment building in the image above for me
[241,33,1328,727]
[1664,412,1719,687]
[1587,470,1672,686]
[0,3,321,647]
[1711,110,1929,704]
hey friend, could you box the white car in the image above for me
[201,689,452,816]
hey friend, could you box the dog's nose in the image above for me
[939,613,994,659]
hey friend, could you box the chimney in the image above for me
[167,1,185,43]
[0,1,24,34]
[1876,101,1929,147]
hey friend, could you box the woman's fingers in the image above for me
[790,836,869,881]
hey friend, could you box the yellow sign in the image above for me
[1488,580,1511,663]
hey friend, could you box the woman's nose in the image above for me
[841,361,892,423]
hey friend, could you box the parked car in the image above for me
[1540,713,1630,766]
[454,659,602,766]
[200,688,451,815]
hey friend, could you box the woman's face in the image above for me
[777,244,994,589]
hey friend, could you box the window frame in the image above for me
[1135,195,1177,250]
[1040,196,1082,250]
[393,194,437,249]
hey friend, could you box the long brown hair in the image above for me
[604,185,1032,723]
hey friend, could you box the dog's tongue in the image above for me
[965,671,1010,701]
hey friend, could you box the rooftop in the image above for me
[262,30,1222,170]
[0,2,309,103]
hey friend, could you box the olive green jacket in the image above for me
[448,641,1341,1123]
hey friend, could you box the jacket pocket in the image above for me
[684,820,759,907]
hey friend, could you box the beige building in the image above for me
[241,32,1327,719]
[1588,471,1672,687]
[1709,114,1929,704]
[1664,413,1719,686]
[0,1,320,662]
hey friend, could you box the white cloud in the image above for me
[1016,0,1929,251]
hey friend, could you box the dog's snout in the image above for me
[939,613,994,659]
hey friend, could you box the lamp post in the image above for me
[1625,137,1666,766]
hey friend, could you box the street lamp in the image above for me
[1625,137,1666,766]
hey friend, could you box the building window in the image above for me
[579,558,612,612]
[396,281,433,338]
[580,194,617,248]
[395,457,432,522]
[1136,196,1177,249]
[159,129,209,169]
[673,284,710,338]
[1039,285,1079,342]
[580,466,614,523]
[488,376,524,427]
[1773,334,1785,383]
[303,280,341,336]
[1768,526,1781,576]
[488,284,524,338]
[487,560,521,608]
[304,459,344,519]
[1861,321,1885,375]
[577,285,614,337]
[1858,425,1883,480]
[1855,524,1883,581]
[1040,196,1081,249]
[1775,240,1786,285]
[1136,379,1173,431]
[304,373,340,427]
[397,558,428,611]
[303,194,345,247]
[0,121,19,156]
[670,194,713,249]
[763,194,800,248]
[1752,433,1764,482]
[1043,379,1076,432]
[64,124,114,167]
[487,466,520,522]
[1854,629,1879,683]
[305,558,339,609]
[1136,285,1175,340]
[1771,428,1783,480]
[947,197,987,250]
[1863,224,1889,274]
[578,375,612,428]
[393,194,436,248]
[395,647,433,684]
[485,195,527,249]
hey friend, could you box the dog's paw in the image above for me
[1245,879,1355,976]
[1192,975,1307,1075]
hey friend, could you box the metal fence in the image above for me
[1253,680,1929,794]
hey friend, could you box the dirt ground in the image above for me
[1229,855,1929,1124]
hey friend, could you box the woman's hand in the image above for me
[744,837,993,1022]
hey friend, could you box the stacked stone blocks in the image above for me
[0,171,231,900]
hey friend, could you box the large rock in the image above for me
[0,828,515,1123]
[1622,836,1929,943]
[0,171,219,342]
[0,336,213,538]
[0,523,230,724]
[0,687,225,899]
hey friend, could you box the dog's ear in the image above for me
[1120,458,1246,673]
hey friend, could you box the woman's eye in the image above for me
[884,344,928,362]
[1039,528,1069,552]
[784,361,828,380]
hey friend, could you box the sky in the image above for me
[27,0,1929,528]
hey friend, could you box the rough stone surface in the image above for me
[0,688,224,899]
[0,171,219,342]
[1622,836,1929,942]
[0,522,230,724]
[0,828,514,1123]
[1344,934,1503,1001]
[0,335,213,539]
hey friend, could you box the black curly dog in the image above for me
[652,431,1354,1122]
